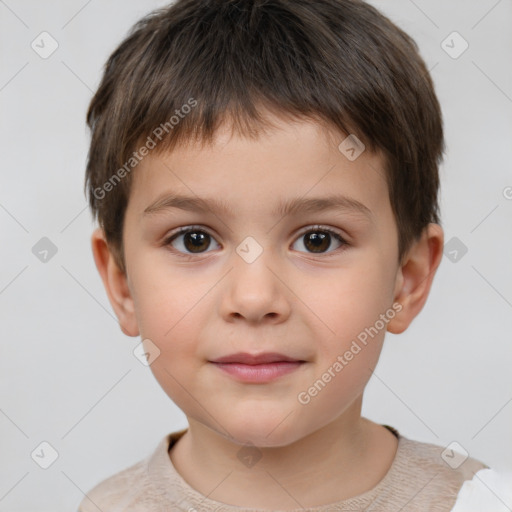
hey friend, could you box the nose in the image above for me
[219,245,292,325]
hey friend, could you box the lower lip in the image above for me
[211,361,303,383]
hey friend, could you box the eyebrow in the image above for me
[143,193,374,222]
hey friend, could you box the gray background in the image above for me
[1,0,511,510]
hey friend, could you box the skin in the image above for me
[92,111,444,508]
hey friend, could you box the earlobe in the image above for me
[387,223,444,334]
[91,228,140,337]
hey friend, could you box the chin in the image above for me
[219,413,311,449]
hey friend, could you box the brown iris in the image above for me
[303,231,331,253]
[183,231,211,253]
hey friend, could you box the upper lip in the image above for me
[210,352,303,365]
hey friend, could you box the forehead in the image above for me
[127,115,390,221]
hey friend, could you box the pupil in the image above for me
[184,232,209,253]
[305,232,330,253]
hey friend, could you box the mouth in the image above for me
[210,352,303,365]
[209,352,306,383]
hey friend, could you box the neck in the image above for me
[169,399,398,509]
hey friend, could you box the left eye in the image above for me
[292,227,346,254]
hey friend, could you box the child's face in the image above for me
[104,114,420,446]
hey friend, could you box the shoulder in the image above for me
[77,432,183,512]
[398,436,488,478]
[77,457,152,512]
[385,434,489,511]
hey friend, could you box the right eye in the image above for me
[163,226,221,255]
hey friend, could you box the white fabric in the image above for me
[451,469,512,512]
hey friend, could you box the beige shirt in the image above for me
[78,426,487,511]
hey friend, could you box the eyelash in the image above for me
[162,224,349,259]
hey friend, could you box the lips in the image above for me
[210,352,303,364]
[209,352,305,383]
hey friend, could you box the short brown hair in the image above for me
[85,0,444,273]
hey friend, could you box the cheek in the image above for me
[130,259,206,340]
[293,334,383,438]
[135,288,206,410]
[300,252,395,408]
[306,257,396,342]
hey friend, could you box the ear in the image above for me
[91,228,139,337]
[387,223,444,334]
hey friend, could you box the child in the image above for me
[78,0,505,510]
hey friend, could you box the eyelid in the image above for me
[295,224,347,240]
[163,224,219,246]
[166,224,215,238]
